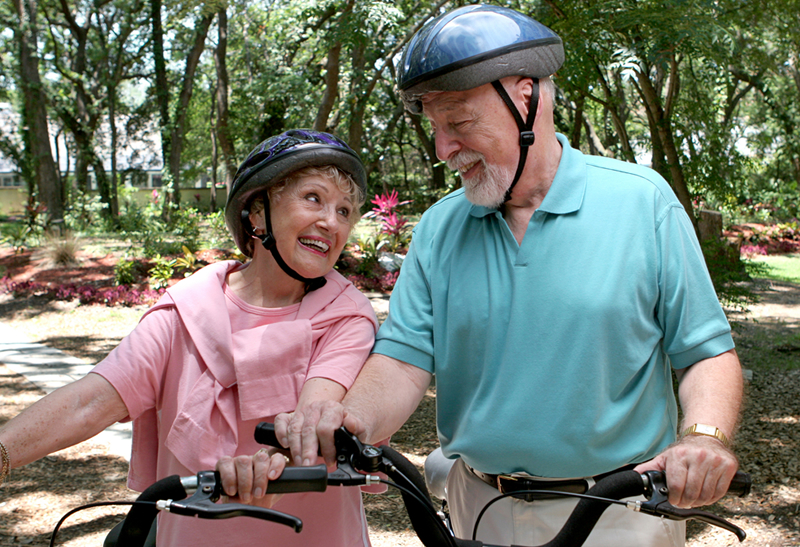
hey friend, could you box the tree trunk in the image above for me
[150,0,171,214]
[314,41,342,132]
[635,64,697,230]
[14,0,63,230]
[408,111,445,190]
[161,12,214,220]
[209,84,218,213]
[570,94,583,149]
[214,7,237,189]
[108,81,120,221]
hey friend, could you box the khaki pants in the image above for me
[446,458,686,547]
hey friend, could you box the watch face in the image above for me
[696,424,716,435]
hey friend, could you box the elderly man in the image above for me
[278,5,742,546]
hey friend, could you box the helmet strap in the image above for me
[241,195,327,293]
[491,78,540,203]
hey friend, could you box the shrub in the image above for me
[148,255,176,290]
[1,223,36,253]
[114,257,139,286]
[205,210,234,249]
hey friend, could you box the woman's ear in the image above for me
[249,209,266,234]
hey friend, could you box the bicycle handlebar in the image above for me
[81,422,750,547]
[253,422,750,546]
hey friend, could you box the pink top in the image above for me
[93,260,378,546]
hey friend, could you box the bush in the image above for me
[1,222,37,253]
[148,255,176,290]
[114,257,139,286]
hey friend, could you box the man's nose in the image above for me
[434,128,461,161]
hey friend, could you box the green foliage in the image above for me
[701,237,767,314]
[175,245,202,277]
[1,223,36,253]
[64,191,107,232]
[350,231,381,276]
[204,210,234,249]
[114,257,139,286]
[148,255,176,290]
[168,207,202,252]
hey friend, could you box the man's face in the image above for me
[422,83,520,208]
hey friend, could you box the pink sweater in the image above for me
[93,261,378,546]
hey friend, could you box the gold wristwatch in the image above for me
[681,423,731,448]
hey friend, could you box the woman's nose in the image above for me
[316,205,338,230]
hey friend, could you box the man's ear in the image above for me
[515,77,536,119]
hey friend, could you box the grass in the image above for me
[749,253,800,283]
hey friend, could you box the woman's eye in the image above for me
[305,193,320,203]
[338,207,351,218]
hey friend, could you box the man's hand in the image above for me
[634,435,738,508]
[216,448,288,507]
[274,401,368,468]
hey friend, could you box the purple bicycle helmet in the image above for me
[225,129,366,291]
[396,5,564,203]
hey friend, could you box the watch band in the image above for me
[681,423,731,448]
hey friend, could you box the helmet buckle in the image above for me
[520,131,536,148]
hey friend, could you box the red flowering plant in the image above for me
[337,190,413,292]
[362,190,413,253]
[1,276,164,307]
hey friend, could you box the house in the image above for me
[0,103,226,217]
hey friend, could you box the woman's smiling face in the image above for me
[266,172,356,280]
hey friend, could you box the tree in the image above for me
[9,0,63,229]
[151,1,214,220]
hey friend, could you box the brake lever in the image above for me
[156,470,303,532]
[326,427,383,486]
[638,470,746,542]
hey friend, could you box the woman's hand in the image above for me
[215,448,289,508]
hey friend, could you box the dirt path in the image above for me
[1,276,799,546]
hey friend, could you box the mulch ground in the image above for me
[1,247,799,546]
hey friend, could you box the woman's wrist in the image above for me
[0,438,10,486]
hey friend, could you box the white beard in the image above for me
[448,150,513,209]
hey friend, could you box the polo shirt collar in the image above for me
[469,132,586,218]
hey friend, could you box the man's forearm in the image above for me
[677,349,743,442]
[343,353,432,445]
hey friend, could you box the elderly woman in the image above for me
[0,130,379,546]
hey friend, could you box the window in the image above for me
[1,174,21,187]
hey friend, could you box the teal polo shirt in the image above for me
[373,134,734,477]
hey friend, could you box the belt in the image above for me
[466,463,638,502]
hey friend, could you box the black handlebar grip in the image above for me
[728,471,751,497]
[266,464,329,494]
[255,422,282,448]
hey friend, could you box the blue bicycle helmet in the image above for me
[397,5,564,203]
[225,129,367,291]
